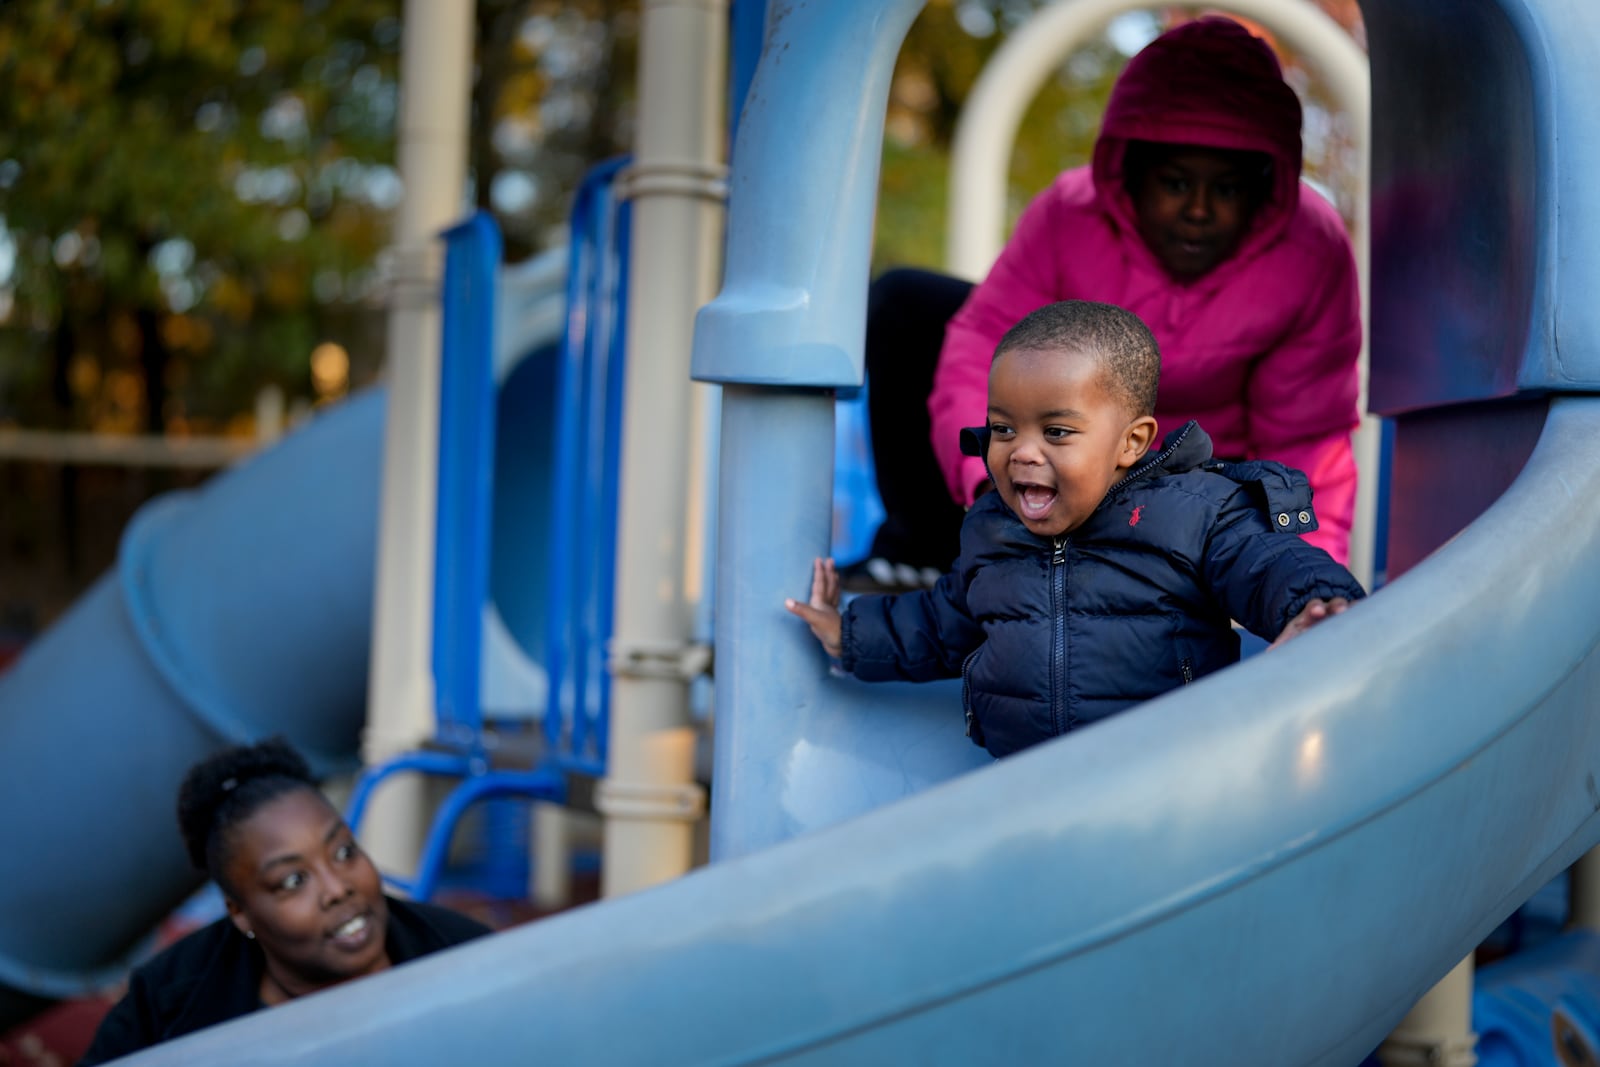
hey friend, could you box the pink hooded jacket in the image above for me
[929,18,1361,562]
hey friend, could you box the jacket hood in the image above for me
[1092,17,1304,276]
[1120,419,1214,487]
[1118,420,1322,538]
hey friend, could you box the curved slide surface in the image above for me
[117,395,1600,1065]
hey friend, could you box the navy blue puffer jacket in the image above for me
[839,422,1366,758]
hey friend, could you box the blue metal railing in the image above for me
[544,156,632,778]
[348,161,634,899]
[349,212,569,901]
[432,211,502,753]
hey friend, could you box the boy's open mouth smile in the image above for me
[1013,481,1058,521]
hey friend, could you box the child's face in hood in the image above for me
[1129,144,1268,281]
[985,346,1157,538]
[1091,17,1304,277]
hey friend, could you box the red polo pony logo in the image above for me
[1129,505,1144,527]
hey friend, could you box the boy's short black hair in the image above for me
[994,300,1161,417]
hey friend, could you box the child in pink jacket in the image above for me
[852,16,1361,589]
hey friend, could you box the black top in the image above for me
[79,896,491,1065]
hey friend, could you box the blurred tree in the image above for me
[0,0,1357,427]
[874,2,1142,271]
[472,0,638,263]
[0,0,406,435]
[0,0,640,437]
[0,0,643,624]
[873,0,1365,273]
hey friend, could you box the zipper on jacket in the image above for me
[1180,657,1194,685]
[1051,536,1068,735]
[959,648,985,747]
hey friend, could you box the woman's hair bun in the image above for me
[175,737,314,873]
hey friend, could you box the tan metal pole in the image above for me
[1378,955,1478,1067]
[595,0,727,897]
[360,0,474,874]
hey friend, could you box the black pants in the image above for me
[862,267,976,571]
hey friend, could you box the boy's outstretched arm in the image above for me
[788,556,980,681]
[1269,596,1353,648]
[1203,490,1366,645]
[785,557,842,658]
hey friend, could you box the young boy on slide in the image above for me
[788,301,1365,759]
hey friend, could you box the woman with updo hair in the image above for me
[80,738,490,1064]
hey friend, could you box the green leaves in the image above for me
[0,0,403,430]
[874,2,1121,273]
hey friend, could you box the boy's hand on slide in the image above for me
[785,558,843,659]
[1270,596,1352,649]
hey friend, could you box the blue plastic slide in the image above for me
[107,395,1600,1066]
[0,393,383,1020]
[111,0,1600,1062]
[13,0,1600,1061]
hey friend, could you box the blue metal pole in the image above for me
[587,176,630,773]
[693,0,938,860]
[432,213,502,750]
[543,157,630,774]
[709,386,835,849]
[544,185,600,750]
[694,0,926,389]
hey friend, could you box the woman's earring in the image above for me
[244,930,256,940]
